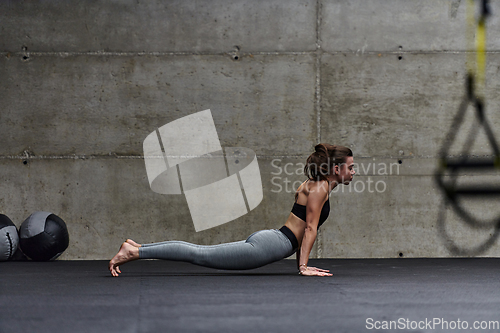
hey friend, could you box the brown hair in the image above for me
[304,143,353,181]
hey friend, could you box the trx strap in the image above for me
[435,0,500,254]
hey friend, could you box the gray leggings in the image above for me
[139,229,296,270]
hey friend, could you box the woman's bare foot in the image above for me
[126,239,141,247]
[108,242,140,277]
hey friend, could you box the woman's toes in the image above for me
[126,239,141,247]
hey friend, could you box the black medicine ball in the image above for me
[19,212,69,261]
[0,214,19,261]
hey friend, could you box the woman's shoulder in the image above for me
[297,179,329,200]
[306,179,329,192]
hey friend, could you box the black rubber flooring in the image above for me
[1,258,499,333]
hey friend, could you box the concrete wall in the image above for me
[2,0,500,260]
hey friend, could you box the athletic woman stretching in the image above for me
[109,144,355,277]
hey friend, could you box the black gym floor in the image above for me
[1,258,499,333]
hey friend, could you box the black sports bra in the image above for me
[291,197,330,229]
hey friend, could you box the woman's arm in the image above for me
[298,182,332,276]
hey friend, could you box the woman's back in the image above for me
[284,179,331,248]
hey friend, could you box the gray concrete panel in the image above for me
[1,54,316,157]
[321,0,500,52]
[320,174,500,258]
[265,156,500,259]
[0,156,318,260]
[320,52,500,157]
[0,0,316,53]
[2,155,498,259]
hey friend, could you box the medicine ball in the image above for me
[19,212,69,261]
[0,214,19,261]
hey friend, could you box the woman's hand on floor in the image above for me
[300,266,333,276]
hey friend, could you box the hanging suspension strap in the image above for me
[436,0,500,202]
[435,0,500,255]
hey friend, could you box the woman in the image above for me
[109,143,354,277]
